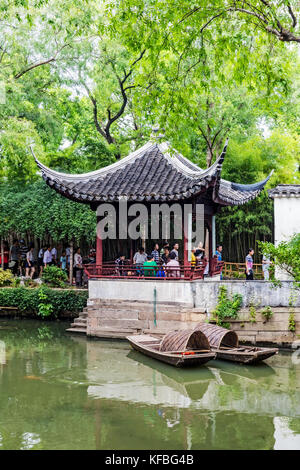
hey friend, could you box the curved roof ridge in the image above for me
[30,141,155,181]
[214,171,274,206]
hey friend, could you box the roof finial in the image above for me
[151,124,165,141]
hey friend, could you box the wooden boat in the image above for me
[194,323,278,364]
[127,330,216,368]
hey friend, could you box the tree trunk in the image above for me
[69,240,74,285]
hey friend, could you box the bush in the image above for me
[42,266,68,287]
[0,268,14,287]
[0,287,88,317]
[212,286,243,327]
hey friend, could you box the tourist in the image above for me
[194,248,203,263]
[51,246,57,265]
[167,251,180,278]
[43,246,53,268]
[262,253,272,281]
[25,246,35,279]
[66,245,71,268]
[115,254,126,276]
[9,239,20,275]
[19,239,28,276]
[170,243,179,261]
[60,250,67,272]
[245,248,254,280]
[0,242,9,270]
[133,247,147,276]
[143,254,157,277]
[161,246,170,265]
[160,242,169,257]
[37,245,46,276]
[215,244,223,279]
[191,248,197,267]
[151,243,160,264]
[74,247,83,287]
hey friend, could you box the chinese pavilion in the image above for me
[32,137,272,267]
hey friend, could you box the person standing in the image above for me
[161,246,170,265]
[19,239,28,276]
[60,250,67,272]
[25,246,35,279]
[170,243,179,261]
[9,239,20,276]
[151,243,160,264]
[74,248,83,287]
[215,244,223,279]
[245,248,254,280]
[43,246,53,268]
[262,254,272,281]
[51,246,57,265]
[133,247,147,275]
[38,245,46,276]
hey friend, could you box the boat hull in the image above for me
[213,346,278,364]
[128,338,215,368]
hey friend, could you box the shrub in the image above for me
[42,266,68,288]
[212,286,243,327]
[261,306,273,322]
[0,287,88,317]
[0,268,14,287]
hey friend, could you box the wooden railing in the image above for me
[223,262,264,279]
[84,258,225,281]
[84,262,206,280]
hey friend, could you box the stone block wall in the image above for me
[87,279,300,345]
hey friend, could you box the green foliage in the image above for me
[42,266,68,288]
[0,268,14,287]
[0,287,88,317]
[288,313,296,333]
[37,286,54,317]
[259,234,300,288]
[261,306,273,322]
[212,286,243,326]
[0,181,96,242]
[249,301,257,324]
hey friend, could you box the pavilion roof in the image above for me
[32,139,272,206]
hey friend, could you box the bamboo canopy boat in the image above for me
[127,331,216,367]
[194,323,278,364]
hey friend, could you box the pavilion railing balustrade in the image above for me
[223,262,264,279]
[84,262,208,280]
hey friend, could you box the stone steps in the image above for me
[66,311,87,334]
[66,327,87,334]
[88,326,139,339]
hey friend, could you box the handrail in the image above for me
[84,262,207,280]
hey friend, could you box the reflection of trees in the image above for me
[1,320,300,449]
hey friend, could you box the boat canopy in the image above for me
[195,323,238,349]
[159,329,210,352]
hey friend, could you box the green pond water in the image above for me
[0,319,300,450]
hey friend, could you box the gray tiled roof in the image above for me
[32,140,272,206]
[269,184,300,198]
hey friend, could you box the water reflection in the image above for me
[0,320,300,450]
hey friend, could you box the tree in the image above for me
[259,234,300,288]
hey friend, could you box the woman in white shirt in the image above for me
[25,246,35,279]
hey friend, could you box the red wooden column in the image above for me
[96,216,103,270]
[183,214,189,267]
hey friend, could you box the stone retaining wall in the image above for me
[87,279,300,346]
